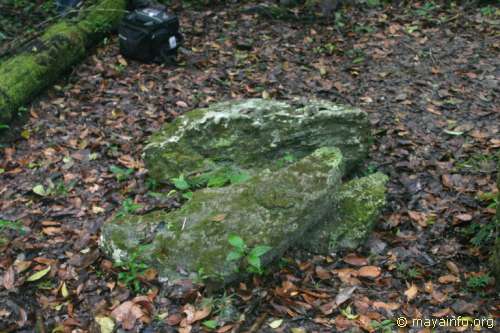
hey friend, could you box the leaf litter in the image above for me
[0,0,499,331]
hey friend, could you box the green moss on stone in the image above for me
[299,172,388,254]
[144,99,370,183]
[101,147,344,285]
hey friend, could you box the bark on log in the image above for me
[0,0,127,125]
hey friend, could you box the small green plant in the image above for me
[226,235,272,275]
[110,165,134,182]
[276,153,296,168]
[395,263,422,280]
[477,191,498,210]
[0,219,25,234]
[460,221,495,248]
[114,246,151,292]
[171,168,251,200]
[0,123,9,130]
[454,153,498,173]
[466,274,492,290]
[145,177,159,191]
[116,198,143,218]
[414,1,437,18]
[480,6,496,17]
[372,319,395,333]
[313,43,338,55]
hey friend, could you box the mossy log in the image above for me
[0,0,127,125]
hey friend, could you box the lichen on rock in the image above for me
[101,147,344,285]
[143,98,371,183]
[299,172,389,254]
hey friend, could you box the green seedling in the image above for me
[0,219,26,234]
[116,198,143,218]
[110,165,134,182]
[226,234,271,275]
[466,274,492,290]
[114,246,151,292]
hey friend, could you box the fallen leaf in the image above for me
[95,316,115,333]
[335,286,357,306]
[26,266,51,282]
[408,211,428,227]
[142,268,158,281]
[432,308,452,317]
[60,281,69,298]
[3,266,15,290]
[438,274,460,284]
[269,319,283,328]
[315,266,331,279]
[372,301,400,312]
[357,266,381,279]
[343,254,369,266]
[455,213,472,223]
[111,301,143,330]
[404,284,418,302]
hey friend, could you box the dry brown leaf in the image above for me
[216,324,234,333]
[183,304,196,325]
[315,266,331,280]
[357,314,373,332]
[445,261,460,275]
[438,274,460,284]
[334,314,352,331]
[404,284,418,302]
[193,307,211,322]
[334,268,361,285]
[408,211,428,227]
[3,266,15,290]
[42,227,61,235]
[357,266,381,279]
[432,308,452,317]
[179,326,192,333]
[372,301,400,312]
[343,253,369,266]
[454,213,472,224]
[111,301,143,330]
[142,268,158,281]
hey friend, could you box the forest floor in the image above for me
[0,1,499,332]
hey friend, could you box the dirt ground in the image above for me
[0,1,499,332]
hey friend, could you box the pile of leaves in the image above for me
[0,0,499,331]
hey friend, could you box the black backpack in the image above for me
[118,7,182,63]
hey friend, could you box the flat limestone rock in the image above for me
[299,172,388,254]
[144,99,371,183]
[101,147,344,285]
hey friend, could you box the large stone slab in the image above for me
[101,147,344,284]
[299,172,388,254]
[143,99,371,183]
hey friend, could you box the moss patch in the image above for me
[144,99,371,183]
[299,172,388,254]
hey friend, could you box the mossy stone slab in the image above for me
[100,147,344,285]
[299,172,388,254]
[144,99,371,183]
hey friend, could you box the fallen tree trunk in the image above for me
[0,0,127,125]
